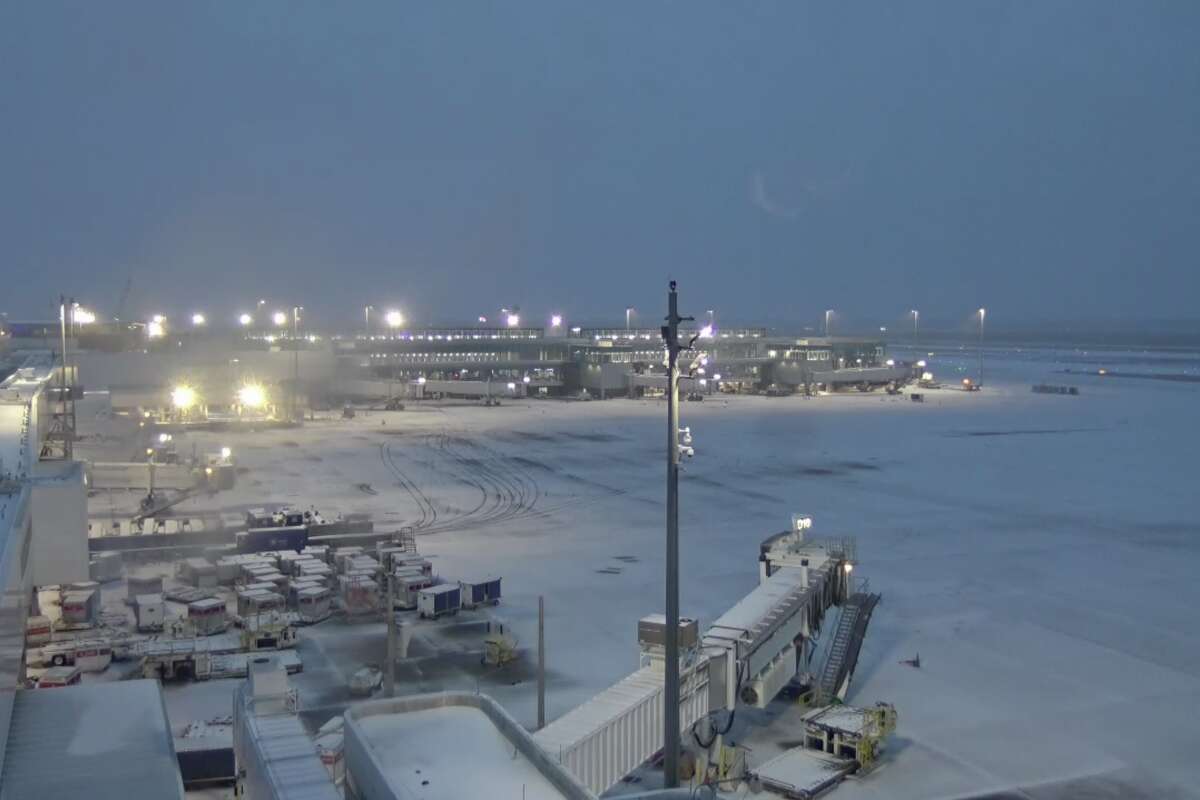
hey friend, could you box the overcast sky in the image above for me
[3,2,1198,329]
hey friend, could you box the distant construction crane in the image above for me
[113,275,133,321]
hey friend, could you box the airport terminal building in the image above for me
[3,321,910,412]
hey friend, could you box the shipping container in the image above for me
[134,593,165,632]
[25,616,52,646]
[188,597,229,635]
[297,587,332,624]
[179,558,218,589]
[37,666,82,688]
[237,589,283,618]
[339,575,379,615]
[417,584,461,619]
[61,589,100,627]
[388,573,434,610]
[393,555,433,576]
[458,577,502,609]
[236,525,308,554]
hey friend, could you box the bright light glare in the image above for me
[158,433,172,443]
[147,320,166,339]
[506,382,517,390]
[239,313,253,326]
[478,316,488,323]
[238,384,267,408]
[71,307,96,325]
[699,325,714,338]
[506,313,520,328]
[272,311,288,327]
[843,562,854,573]
[916,360,927,368]
[384,310,404,328]
[522,375,531,383]
[713,373,722,381]
[171,385,197,409]
[191,313,206,326]
[152,314,166,324]
[921,371,934,381]
[417,376,427,385]
[550,315,562,328]
[886,359,895,367]
[220,446,232,459]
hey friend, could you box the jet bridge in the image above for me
[536,516,855,794]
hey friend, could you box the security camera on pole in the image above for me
[660,280,697,788]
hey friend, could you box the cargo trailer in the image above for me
[459,577,502,609]
[418,584,461,619]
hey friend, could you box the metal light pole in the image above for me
[977,308,986,387]
[537,595,546,730]
[626,306,634,332]
[292,306,302,422]
[385,572,396,697]
[824,309,834,337]
[364,305,373,338]
[660,281,692,789]
[911,309,919,340]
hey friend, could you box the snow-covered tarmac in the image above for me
[96,344,1199,798]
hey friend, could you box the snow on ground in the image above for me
[85,344,1200,798]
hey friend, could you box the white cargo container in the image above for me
[393,574,433,610]
[60,590,100,627]
[297,586,332,624]
[417,584,461,619]
[458,577,502,609]
[339,575,379,615]
[188,597,228,635]
[134,593,165,632]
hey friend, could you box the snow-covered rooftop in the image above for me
[0,679,184,799]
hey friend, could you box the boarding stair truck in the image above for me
[458,577,502,609]
[417,584,461,619]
